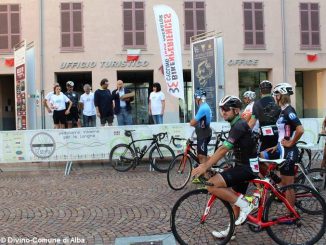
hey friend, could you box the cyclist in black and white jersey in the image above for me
[261,83,304,206]
[192,96,258,239]
[249,80,281,152]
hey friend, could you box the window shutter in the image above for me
[196,9,205,31]
[184,1,205,47]
[300,2,320,49]
[0,4,20,52]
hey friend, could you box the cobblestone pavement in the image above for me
[0,162,325,245]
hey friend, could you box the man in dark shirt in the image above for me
[65,81,81,128]
[192,95,258,236]
[94,78,115,126]
[249,80,281,151]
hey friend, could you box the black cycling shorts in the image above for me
[220,165,257,194]
[197,136,211,156]
[66,106,79,122]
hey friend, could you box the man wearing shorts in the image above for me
[192,95,258,238]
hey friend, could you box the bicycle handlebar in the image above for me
[153,132,168,141]
[170,136,187,147]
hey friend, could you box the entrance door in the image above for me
[117,70,153,125]
[56,72,92,94]
[0,75,15,130]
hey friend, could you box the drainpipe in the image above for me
[40,0,45,128]
[281,0,287,82]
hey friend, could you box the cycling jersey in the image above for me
[223,115,257,165]
[252,95,280,151]
[276,105,302,142]
[195,102,212,140]
[65,91,80,107]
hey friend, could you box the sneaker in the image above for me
[192,177,201,184]
[212,226,236,240]
[235,203,255,225]
[313,174,324,181]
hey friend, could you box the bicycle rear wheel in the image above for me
[149,144,175,173]
[167,153,193,190]
[109,144,135,172]
[171,189,235,245]
[296,168,326,200]
[263,184,326,245]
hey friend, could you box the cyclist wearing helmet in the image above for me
[262,82,304,206]
[190,88,212,168]
[249,80,280,152]
[192,95,258,237]
[241,91,256,122]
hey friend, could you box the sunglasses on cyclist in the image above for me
[219,106,232,112]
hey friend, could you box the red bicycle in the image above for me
[170,159,326,245]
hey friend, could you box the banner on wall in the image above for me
[192,37,218,121]
[153,4,184,100]
[14,40,27,130]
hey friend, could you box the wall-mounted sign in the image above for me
[227,59,258,66]
[60,60,149,69]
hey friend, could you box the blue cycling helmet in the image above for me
[194,88,206,99]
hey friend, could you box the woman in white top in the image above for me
[149,82,165,124]
[49,85,72,129]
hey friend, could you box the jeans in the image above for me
[83,115,96,127]
[152,114,163,124]
[117,108,133,125]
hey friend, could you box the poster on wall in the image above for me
[191,37,217,121]
[14,40,27,130]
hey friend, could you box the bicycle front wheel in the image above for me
[109,144,135,172]
[263,184,326,245]
[167,153,193,190]
[149,144,175,173]
[171,189,235,245]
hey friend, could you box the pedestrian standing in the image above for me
[79,84,96,127]
[113,80,133,125]
[49,84,72,129]
[94,78,115,126]
[149,82,165,124]
[65,81,81,128]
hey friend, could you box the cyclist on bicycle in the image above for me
[248,80,280,152]
[190,88,212,180]
[261,83,304,206]
[192,95,258,237]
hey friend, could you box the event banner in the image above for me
[0,119,323,164]
[14,40,27,130]
[192,37,217,121]
[153,4,184,100]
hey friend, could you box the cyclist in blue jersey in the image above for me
[190,88,212,166]
[261,83,304,206]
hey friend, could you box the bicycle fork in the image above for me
[200,195,217,223]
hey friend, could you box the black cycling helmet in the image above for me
[194,88,206,99]
[219,95,242,109]
[259,80,272,90]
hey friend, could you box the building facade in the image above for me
[0,0,325,129]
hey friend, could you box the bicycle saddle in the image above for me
[124,130,135,137]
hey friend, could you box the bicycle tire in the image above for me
[296,168,326,200]
[167,153,193,190]
[149,144,175,173]
[263,183,326,245]
[171,189,235,245]
[109,144,135,172]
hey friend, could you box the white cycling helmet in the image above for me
[243,91,256,100]
[219,95,242,109]
[273,83,293,95]
[66,81,74,87]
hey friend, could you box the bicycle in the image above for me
[171,158,326,245]
[167,131,230,191]
[109,130,175,172]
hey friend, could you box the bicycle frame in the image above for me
[177,140,199,173]
[128,137,159,160]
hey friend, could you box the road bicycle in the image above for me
[109,130,175,172]
[170,158,326,245]
[167,131,230,191]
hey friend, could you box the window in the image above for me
[243,2,265,49]
[239,70,268,99]
[0,4,20,53]
[123,1,146,48]
[300,3,320,50]
[184,1,206,47]
[60,2,83,51]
